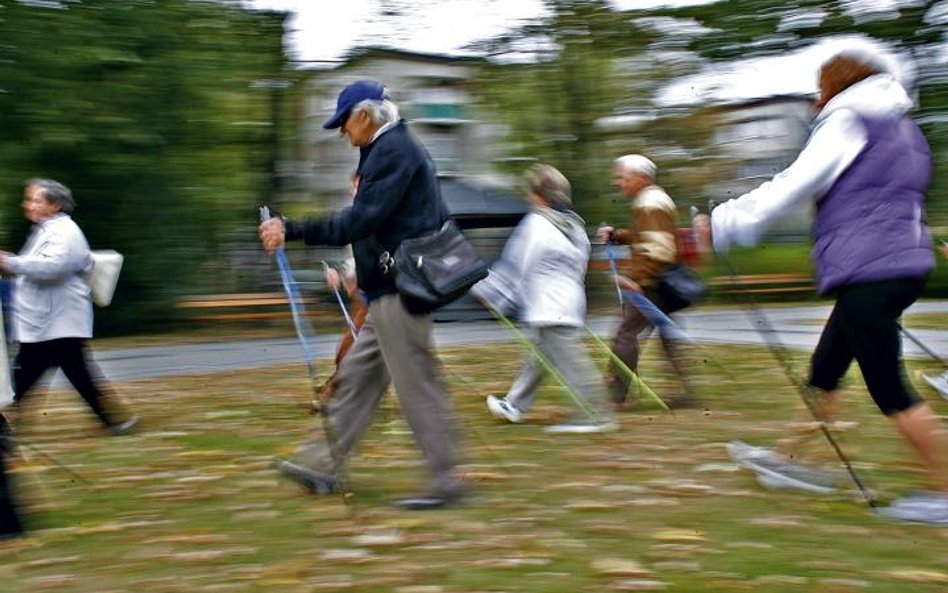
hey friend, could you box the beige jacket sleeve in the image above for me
[614,186,678,286]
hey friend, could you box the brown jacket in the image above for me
[612,185,678,287]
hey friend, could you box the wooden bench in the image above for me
[709,273,813,295]
[177,292,317,322]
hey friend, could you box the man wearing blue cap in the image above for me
[259,80,467,510]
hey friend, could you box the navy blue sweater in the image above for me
[285,121,447,306]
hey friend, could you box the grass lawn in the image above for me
[2,337,948,592]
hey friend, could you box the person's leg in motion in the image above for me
[774,302,854,460]
[56,338,134,432]
[842,280,948,494]
[12,342,53,409]
[500,332,545,417]
[288,310,391,484]
[890,403,948,491]
[373,295,464,504]
[0,413,24,540]
[609,303,650,404]
[540,326,615,431]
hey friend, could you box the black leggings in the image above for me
[13,338,116,428]
[809,278,925,416]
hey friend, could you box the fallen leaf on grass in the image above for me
[351,530,406,546]
[566,500,616,510]
[884,569,948,583]
[815,577,871,590]
[610,579,667,591]
[23,555,79,568]
[320,548,377,563]
[754,575,809,585]
[592,558,653,577]
[651,529,705,542]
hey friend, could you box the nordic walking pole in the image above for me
[705,208,876,507]
[583,326,668,411]
[477,298,603,423]
[898,323,948,370]
[261,207,353,506]
[601,233,625,307]
[321,261,358,340]
[601,235,644,401]
[624,290,737,382]
[3,436,90,485]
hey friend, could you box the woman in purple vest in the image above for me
[696,48,948,524]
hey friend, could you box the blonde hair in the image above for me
[525,164,572,208]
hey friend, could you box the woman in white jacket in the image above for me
[474,165,615,433]
[0,179,136,435]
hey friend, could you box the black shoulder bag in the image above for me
[655,263,708,313]
[373,220,489,309]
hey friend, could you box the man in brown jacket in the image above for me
[597,154,692,408]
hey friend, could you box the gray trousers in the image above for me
[294,293,462,495]
[506,325,612,420]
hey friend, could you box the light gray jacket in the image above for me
[472,208,590,327]
[5,213,93,342]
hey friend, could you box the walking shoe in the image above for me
[726,439,784,465]
[486,395,523,424]
[544,420,618,434]
[922,371,948,400]
[392,478,469,511]
[109,415,140,436]
[876,492,948,524]
[272,459,336,494]
[727,440,838,494]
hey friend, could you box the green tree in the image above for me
[660,0,948,224]
[0,0,287,332]
[472,0,661,217]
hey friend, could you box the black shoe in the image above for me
[272,459,336,494]
[391,494,462,511]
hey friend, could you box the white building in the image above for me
[290,47,506,210]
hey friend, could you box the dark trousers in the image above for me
[0,414,24,538]
[609,288,688,403]
[13,338,116,428]
[809,278,925,415]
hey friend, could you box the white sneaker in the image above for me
[876,492,948,524]
[486,395,523,424]
[922,371,948,400]
[110,415,140,436]
[727,440,838,493]
[544,420,618,434]
[726,439,777,465]
[754,469,837,494]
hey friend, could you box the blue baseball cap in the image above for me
[323,80,388,129]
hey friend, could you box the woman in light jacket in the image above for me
[474,164,616,433]
[0,179,136,435]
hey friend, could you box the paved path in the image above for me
[68,300,948,384]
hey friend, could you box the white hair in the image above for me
[352,98,400,125]
[614,154,656,181]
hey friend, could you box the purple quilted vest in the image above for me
[812,114,933,293]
